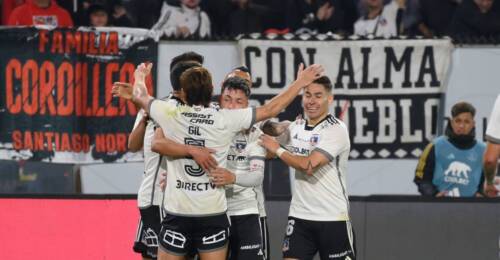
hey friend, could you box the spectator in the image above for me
[354,0,419,37]
[86,3,109,27]
[2,0,25,25]
[131,0,163,28]
[417,0,459,37]
[450,0,500,38]
[7,0,73,27]
[285,0,347,34]
[229,0,266,35]
[108,0,134,27]
[57,0,87,26]
[152,0,211,38]
[414,102,486,197]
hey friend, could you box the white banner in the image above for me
[239,39,453,159]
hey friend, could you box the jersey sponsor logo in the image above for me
[202,230,227,245]
[181,112,214,125]
[176,180,216,191]
[328,249,353,259]
[33,15,58,26]
[292,133,310,143]
[443,161,471,185]
[290,146,310,155]
[239,244,261,250]
[227,154,247,162]
[162,229,186,249]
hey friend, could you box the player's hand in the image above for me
[188,146,217,172]
[258,134,280,153]
[484,184,499,197]
[296,63,325,87]
[112,82,134,100]
[208,167,236,187]
[159,171,167,191]
[134,62,152,84]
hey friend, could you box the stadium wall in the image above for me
[80,43,500,196]
[2,196,498,259]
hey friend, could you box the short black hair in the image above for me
[221,77,251,97]
[311,76,332,92]
[169,52,204,71]
[451,102,476,117]
[233,66,250,73]
[170,61,201,91]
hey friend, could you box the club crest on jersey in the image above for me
[310,134,320,146]
[235,141,247,152]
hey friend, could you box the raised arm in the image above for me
[112,63,154,113]
[128,110,149,152]
[254,64,324,123]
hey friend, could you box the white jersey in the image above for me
[354,1,398,37]
[152,3,211,38]
[135,96,179,208]
[486,94,500,144]
[285,114,351,221]
[149,100,255,216]
[226,125,266,216]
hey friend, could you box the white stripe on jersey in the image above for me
[149,100,256,216]
[286,114,351,221]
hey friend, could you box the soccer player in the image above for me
[112,62,323,260]
[259,76,356,260]
[484,94,500,197]
[152,68,269,260]
[128,52,207,260]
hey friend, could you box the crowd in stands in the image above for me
[2,0,500,40]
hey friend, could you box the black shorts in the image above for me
[159,213,230,256]
[133,206,163,259]
[259,216,270,260]
[282,217,356,260]
[228,214,265,260]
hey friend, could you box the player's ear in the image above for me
[327,94,333,105]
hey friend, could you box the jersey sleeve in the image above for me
[486,95,500,144]
[247,126,266,159]
[313,123,350,161]
[148,99,177,131]
[220,107,256,133]
[132,109,145,130]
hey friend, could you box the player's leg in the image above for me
[193,214,230,260]
[317,220,356,260]
[229,214,264,260]
[133,216,150,259]
[135,206,163,259]
[282,217,317,260]
[259,216,270,260]
[158,214,192,260]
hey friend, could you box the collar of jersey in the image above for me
[304,114,333,131]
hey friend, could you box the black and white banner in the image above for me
[239,39,453,159]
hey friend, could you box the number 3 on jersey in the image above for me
[184,138,206,177]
